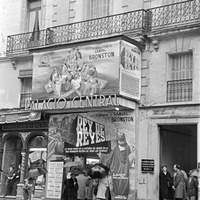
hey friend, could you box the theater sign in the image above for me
[28,37,141,111]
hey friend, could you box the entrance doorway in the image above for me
[160,124,197,176]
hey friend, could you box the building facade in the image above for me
[0,0,200,200]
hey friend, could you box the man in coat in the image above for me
[172,164,187,200]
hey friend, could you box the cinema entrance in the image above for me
[45,111,137,200]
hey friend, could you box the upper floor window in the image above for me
[28,0,41,33]
[167,51,193,102]
[19,69,32,108]
[89,0,110,19]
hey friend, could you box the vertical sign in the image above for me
[46,161,64,199]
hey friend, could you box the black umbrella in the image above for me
[88,163,109,179]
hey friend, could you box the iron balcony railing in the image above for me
[149,0,200,33]
[6,9,149,54]
[20,93,32,108]
[167,79,192,102]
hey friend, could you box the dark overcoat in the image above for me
[159,171,173,199]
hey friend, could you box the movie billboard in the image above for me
[32,39,141,101]
[32,41,120,100]
[47,111,136,200]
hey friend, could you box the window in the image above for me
[167,52,193,102]
[28,0,41,32]
[89,0,110,19]
[20,77,32,108]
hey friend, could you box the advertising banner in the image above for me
[120,40,141,100]
[32,41,120,100]
[31,39,141,102]
[47,111,136,200]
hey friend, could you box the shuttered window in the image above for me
[89,0,110,19]
[167,51,193,102]
[170,52,193,80]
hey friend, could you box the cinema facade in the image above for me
[0,35,148,200]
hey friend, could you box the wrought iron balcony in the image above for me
[149,0,200,33]
[6,9,149,54]
[167,79,192,102]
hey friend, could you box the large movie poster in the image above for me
[47,111,136,200]
[32,41,120,100]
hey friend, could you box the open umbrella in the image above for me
[189,169,199,177]
[88,163,109,179]
[64,161,82,168]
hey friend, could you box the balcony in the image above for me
[167,79,192,102]
[149,0,200,34]
[6,1,200,55]
[6,9,149,54]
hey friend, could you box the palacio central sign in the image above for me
[25,94,118,111]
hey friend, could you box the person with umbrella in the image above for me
[87,163,111,200]
[63,170,79,200]
[23,177,36,200]
[186,169,198,200]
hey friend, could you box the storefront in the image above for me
[0,36,142,200]
[27,35,141,200]
[0,111,48,199]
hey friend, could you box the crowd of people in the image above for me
[62,165,112,200]
[159,164,199,200]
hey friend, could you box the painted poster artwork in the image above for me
[47,111,136,200]
[32,41,120,100]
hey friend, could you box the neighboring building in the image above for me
[0,0,199,200]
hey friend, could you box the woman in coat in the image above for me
[159,165,173,200]
[172,164,187,200]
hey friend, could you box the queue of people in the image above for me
[160,164,199,200]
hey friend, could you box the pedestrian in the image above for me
[66,171,79,200]
[13,164,21,195]
[23,177,35,200]
[76,168,89,200]
[96,176,110,200]
[4,164,16,196]
[172,164,187,200]
[186,170,198,200]
[159,165,173,200]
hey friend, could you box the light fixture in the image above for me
[115,107,120,111]
[11,61,17,70]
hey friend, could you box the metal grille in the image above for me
[6,9,148,54]
[167,79,192,102]
[20,93,32,108]
[149,0,200,32]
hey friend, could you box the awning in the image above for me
[0,111,41,124]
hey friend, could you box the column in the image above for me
[16,150,26,200]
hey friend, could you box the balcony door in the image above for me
[28,0,41,33]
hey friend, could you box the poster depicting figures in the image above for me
[47,111,136,200]
[32,39,141,101]
[32,41,120,100]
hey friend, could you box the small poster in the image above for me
[46,161,64,199]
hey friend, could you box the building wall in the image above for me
[146,32,200,104]
[0,59,20,108]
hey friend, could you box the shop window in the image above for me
[20,77,32,108]
[88,0,111,19]
[167,51,193,102]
